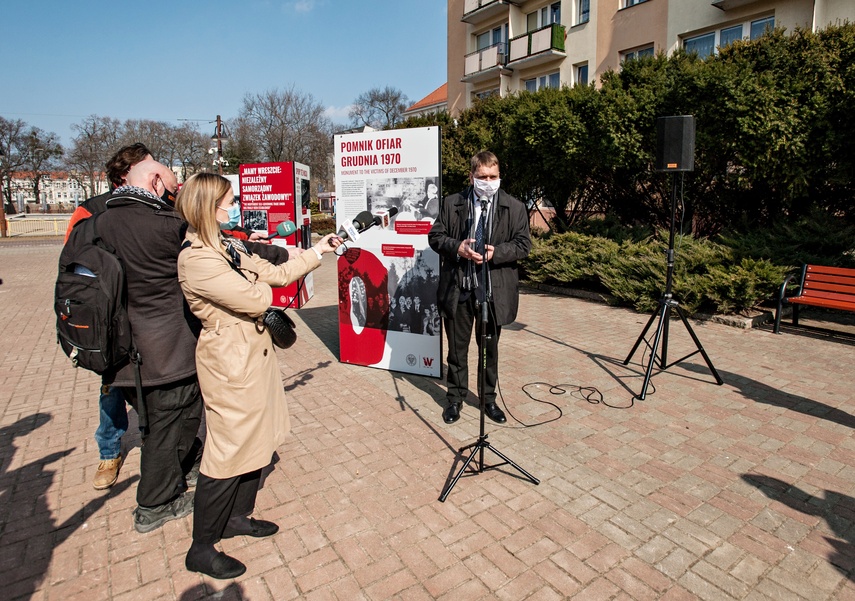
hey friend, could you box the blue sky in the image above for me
[0,0,448,145]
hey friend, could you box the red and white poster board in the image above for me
[334,126,442,378]
[239,161,313,308]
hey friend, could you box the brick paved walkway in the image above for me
[2,238,855,600]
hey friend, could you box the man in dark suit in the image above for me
[428,151,531,424]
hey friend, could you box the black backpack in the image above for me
[55,213,134,374]
[55,200,149,436]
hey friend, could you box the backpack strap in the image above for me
[131,351,147,441]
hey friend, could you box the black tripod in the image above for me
[623,173,723,401]
[439,202,539,502]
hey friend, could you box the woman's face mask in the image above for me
[219,203,241,229]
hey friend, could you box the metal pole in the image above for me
[216,115,224,176]
[0,151,6,237]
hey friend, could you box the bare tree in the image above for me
[349,86,409,130]
[170,122,210,180]
[20,128,63,211]
[239,86,335,188]
[224,116,262,171]
[65,115,120,198]
[0,116,27,213]
[117,119,173,164]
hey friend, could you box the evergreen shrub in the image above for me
[523,231,786,315]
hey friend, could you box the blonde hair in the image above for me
[176,173,232,248]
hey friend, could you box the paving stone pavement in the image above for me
[2,238,855,600]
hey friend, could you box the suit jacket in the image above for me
[428,187,531,326]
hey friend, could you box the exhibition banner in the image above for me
[239,161,313,308]
[334,126,442,377]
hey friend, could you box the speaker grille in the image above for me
[655,116,695,172]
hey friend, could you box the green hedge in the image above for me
[311,213,335,235]
[523,231,787,315]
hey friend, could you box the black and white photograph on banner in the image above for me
[242,210,268,232]
[349,277,368,331]
[367,177,439,223]
[387,253,440,336]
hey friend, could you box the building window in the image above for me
[623,0,648,7]
[681,17,775,58]
[684,32,715,58]
[524,71,561,92]
[720,24,743,48]
[576,63,589,86]
[622,45,654,62]
[477,24,507,51]
[577,0,590,24]
[750,17,774,40]
[474,88,499,100]
[527,2,561,32]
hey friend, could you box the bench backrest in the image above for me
[801,264,855,304]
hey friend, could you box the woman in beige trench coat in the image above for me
[175,173,341,579]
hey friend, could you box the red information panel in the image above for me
[239,162,297,240]
[239,162,312,308]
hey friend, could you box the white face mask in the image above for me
[473,178,500,199]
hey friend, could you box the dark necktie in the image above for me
[475,199,488,254]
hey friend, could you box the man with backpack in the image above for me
[87,159,202,532]
[64,143,159,491]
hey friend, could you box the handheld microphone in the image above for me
[372,206,399,229]
[336,210,375,242]
[265,220,298,239]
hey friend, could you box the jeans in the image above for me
[95,385,128,460]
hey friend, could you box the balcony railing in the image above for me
[711,0,763,10]
[508,23,566,65]
[463,43,509,82]
[462,0,522,25]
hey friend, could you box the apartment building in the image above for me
[447,0,855,115]
[2,172,109,213]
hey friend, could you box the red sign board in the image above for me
[239,162,297,243]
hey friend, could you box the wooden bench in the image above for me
[774,264,855,333]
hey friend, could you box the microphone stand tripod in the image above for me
[623,173,723,400]
[439,204,539,502]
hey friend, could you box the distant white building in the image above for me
[2,171,109,213]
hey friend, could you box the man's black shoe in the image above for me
[485,402,506,424]
[442,403,461,424]
[222,517,279,539]
[185,547,246,579]
[133,491,194,533]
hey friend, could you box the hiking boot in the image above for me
[133,492,194,534]
[93,456,124,490]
